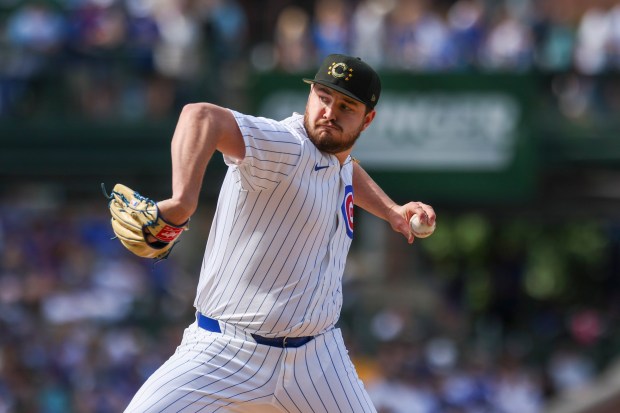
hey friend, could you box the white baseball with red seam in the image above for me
[409,214,435,238]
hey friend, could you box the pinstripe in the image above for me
[126,111,378,412]
[251,136,303,146]
[163,342,256,411]
[199,188,262,311]
[243,155,298,167]
[195,176,254,307]
[260,166,330,331]
[193,350,281,412]
[294,160,341,336]
[245,163,290,177]
[289,349,319,413]
[298,194,340,336]
[235,154,318,327]
[140,338,236,411]
[300,158,335,335]
[225,165,309,319]
[179,345,274,412]
[319,335,356,412]
[130,331,213,399]
[333,339,376,412]
[310,337,346,412]
[241,124,294,133]
[212,186,296,318]
[303,342,332,413]
[125,332,228,412]
[273,395,294,413]
[209,151,344,334]
[199,131,346,334]
[245,145,300,157]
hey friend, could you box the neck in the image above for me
[334,151,351,165]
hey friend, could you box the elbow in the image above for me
[180,102,217,123]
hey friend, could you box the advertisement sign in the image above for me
[252,73,537,202]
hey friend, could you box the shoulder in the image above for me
[231,111,302,134]
[280,113,306,137]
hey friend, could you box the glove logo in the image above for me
[105,183,188,260]
[340,185,354,239]
[155,225,184,242]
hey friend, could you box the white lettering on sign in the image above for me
[259,91,521,171]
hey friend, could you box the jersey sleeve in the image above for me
[225,110,302,191]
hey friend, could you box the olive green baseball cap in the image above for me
[303,54,381,109]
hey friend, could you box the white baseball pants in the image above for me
[124,321,377,412]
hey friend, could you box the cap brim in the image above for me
[303,79,367,106]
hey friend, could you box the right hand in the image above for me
[387,202,436,244]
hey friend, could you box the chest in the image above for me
[286,155,354,240]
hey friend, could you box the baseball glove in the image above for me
[104,183,188,260]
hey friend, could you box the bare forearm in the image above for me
[352,162,436,243]
[159,103,244,224]
[352,162,397,221]
[169,104,219,220]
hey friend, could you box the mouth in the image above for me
[317,122,341,132]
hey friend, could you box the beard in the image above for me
[304,111,364,155]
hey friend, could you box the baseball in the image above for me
[409,214,436,238]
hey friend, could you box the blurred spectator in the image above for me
[609,4,620,69]
[194,0,248,104]
[350,0,393,68]
[480,4,534,70]
[2,0,66,114]
[5,2,66,56]
[367,341,440,413]
[311,0,350,61]
[124,0,161,73]
[574,6,613,74]
[491,356,543,413]
[531,0,576,71]
[446,0,486,70]
[272,5,313,73]
[547,346,595,393]
[384,0,454,70]
[195,0,247,63]
[152,0,203,81]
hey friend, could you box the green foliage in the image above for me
[420,213,609,305]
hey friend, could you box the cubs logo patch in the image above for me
[341,185,354,239]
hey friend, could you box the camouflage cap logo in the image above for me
[328,62,354,81]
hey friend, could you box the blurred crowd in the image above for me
[0,199,200,412]
[2,1,620,411]
[0,0,248,117]
[268,0,620,73]
[1,0,620,118]
[1,198,619,412]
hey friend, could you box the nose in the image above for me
[322,103,336,121]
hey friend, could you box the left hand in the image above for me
[106,183,189,260]
[386,202,436,244]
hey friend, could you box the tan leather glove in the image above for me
[106,183,188,260]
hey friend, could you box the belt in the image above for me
[197,313,314,348]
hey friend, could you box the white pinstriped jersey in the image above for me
[193,111,356,338]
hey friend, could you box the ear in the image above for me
[361,110,376,132]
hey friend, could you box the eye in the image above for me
[340,104,352,112]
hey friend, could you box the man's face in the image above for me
[304,84,375,157]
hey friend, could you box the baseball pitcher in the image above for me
[107,54,436,412]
